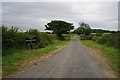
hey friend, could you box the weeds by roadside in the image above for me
[2,41,68,78]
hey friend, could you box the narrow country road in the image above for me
[15,36,107,78]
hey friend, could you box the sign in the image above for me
[25,37,37,49]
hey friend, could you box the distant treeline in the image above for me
[73,22,119,35]
[91,29,119,33]
[74,24,120,49]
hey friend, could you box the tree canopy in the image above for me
[45,20,74,40]
[74,22,91,35]
[79,22,91,29]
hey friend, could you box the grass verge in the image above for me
[80,40,119,76]
[3,41,68,78]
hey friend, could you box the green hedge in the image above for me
[97,34,110,45]
[2,26,58,56]
[80,33,120,49]
[80,34,93,40]
[2,27,31,49]
[106,33,119,49]
[92,33,120,49]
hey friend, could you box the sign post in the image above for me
[25,37,37,50]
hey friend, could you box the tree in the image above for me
[79,22,91,30]
[45,20,74,40]
[74,22,91,35]
[74,27,83,35]
[79,22,91,35]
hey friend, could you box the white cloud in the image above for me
[2,2,118,31]
[0,2,2,25]
[2,0,120,2]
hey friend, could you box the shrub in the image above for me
[85,35,93,40]
[37,32,51,48]
[80,34,93,40]
[106,33,120,49]
[97,34,110,44]
[94,33,120,49]
[2,26,31,49]
[2,26,58,56]
[92,36,100,42]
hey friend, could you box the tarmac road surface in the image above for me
[15,36,107,78]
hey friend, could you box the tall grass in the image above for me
[2,26,58,56]
[1,25,71,77]
[3,41,68,77]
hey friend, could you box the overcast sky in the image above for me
[1,1,119,31]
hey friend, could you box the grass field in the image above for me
[3,41,68,77]
[91,33,111,35]
[80,40,119,76]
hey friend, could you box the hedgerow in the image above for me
[2,25,58,56]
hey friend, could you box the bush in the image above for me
[92,33,120,49]
[2,26,31,49]
[2,26,58,56]
[97,34,110,44]
[106,33,120,49]
[92,36,100,42]
[80,34,93,40]
[37,32,52,48]
[85,35,93,40]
